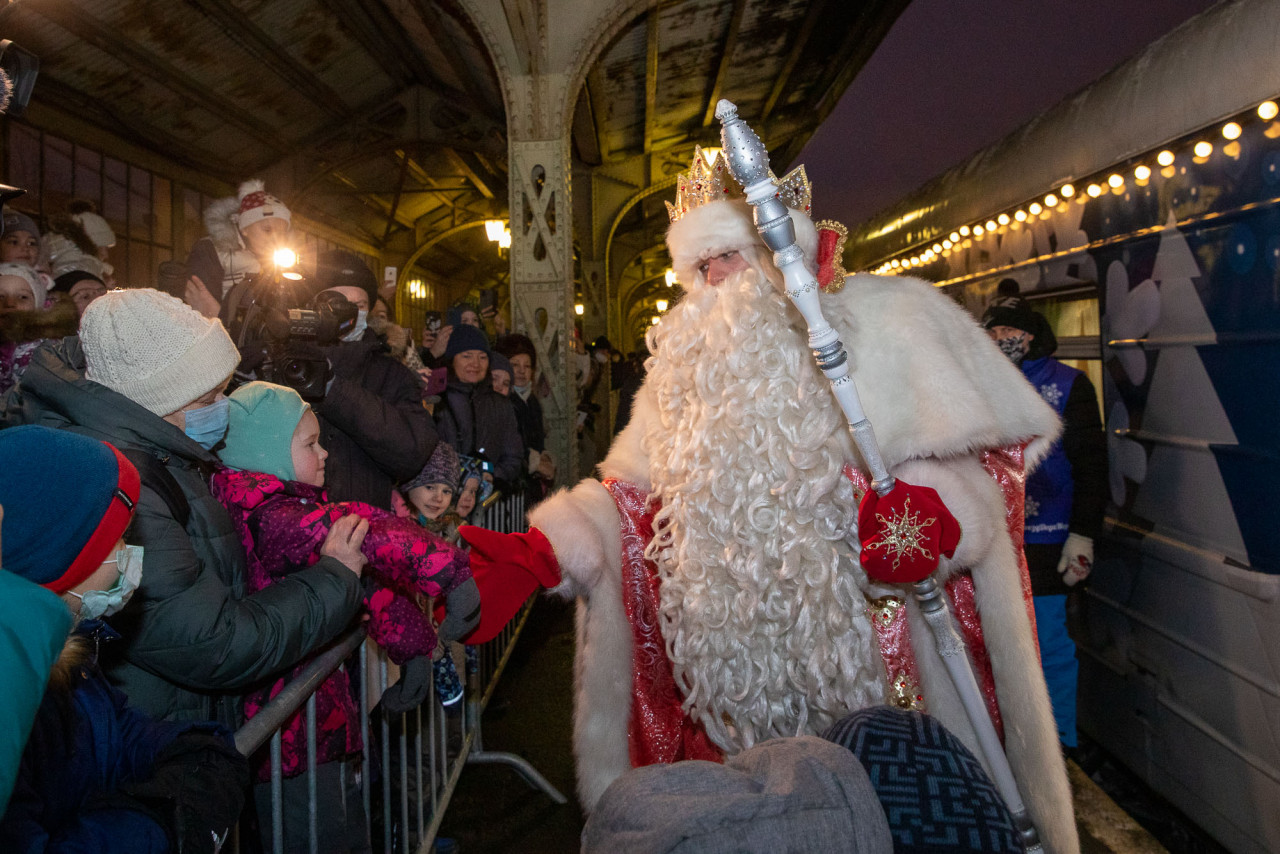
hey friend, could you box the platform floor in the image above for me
[439,598,1220,854]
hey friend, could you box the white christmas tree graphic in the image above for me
[1129,214,1247,564]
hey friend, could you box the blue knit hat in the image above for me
[0,426,141,593]
[444,323,490,363]
[220,382,311,481]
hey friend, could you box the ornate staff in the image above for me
[715,98,1043,852]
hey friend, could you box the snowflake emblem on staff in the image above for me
[863,495,937,574]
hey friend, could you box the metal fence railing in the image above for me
[231,491,564,854]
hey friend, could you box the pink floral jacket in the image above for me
[211,468,471,779]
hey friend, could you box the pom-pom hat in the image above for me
[0,426,140,594]
[235,179,291,231]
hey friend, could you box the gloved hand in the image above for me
[437,577,481,644]
[857,481,961,584]
[1056,533,1093,586]
[433,527,561,644]
[117,727,249,854]
[379,655,432,715]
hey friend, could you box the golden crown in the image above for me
[665,146,813,224]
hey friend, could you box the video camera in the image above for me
[221,263,359,401]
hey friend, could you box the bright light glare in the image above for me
[997,213,1010,225]
[1014,210,1027,222]
[1157,150,1175,166]
[1028,202,1042,215]
[1108,174,1124,188]
[973,225,984,237]
[1087,184,1102,197]
[656,299,669,311]
[959,225,970,236]
[651,316,660,325]
[664,268,677,287]
[1259,101,1279,121]
[1222,122,1242,140]
[1059,184,1075,198]
[1194,141,1213,158]
[498,228,512,249]
[574,303,584,316]
[273,248,298,268]
[1134,165,1151,181]
[485,220,505,242]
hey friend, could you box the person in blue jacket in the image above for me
[982,284,1108,753]
[0,426,248,853]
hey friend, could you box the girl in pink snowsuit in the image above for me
[211,382,479,852]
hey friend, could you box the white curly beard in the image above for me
[640,260,884,752]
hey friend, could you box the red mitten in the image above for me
[857,481,961,583]
[433,526,561,644]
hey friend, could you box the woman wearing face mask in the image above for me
[0,426,250,853]
[3,289,367,730]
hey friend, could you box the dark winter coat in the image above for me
[434,378,523,489]
[0,655,237,854]
[2,338,364,727]
[316,332,437,508]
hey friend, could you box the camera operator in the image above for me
[183,179,291,326]
[307,249,436,508]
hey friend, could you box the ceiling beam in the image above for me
[383,152,411,245]
[329,169,416,232]
[185,0,348,120]
[585,69,611,162]
[815,0,911,119]
[642,8,660,153]
[407,0,503,119]
[317,0,436,88]
[25,3,288,154]
[760,0,827,122]
[445,149,495,199]
[701,0,748,127]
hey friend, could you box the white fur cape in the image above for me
[529,272,1078,853]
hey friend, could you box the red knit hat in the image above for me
[235,179,291,231]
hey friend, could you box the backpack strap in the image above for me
[120,448,192,531]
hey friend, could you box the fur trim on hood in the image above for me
[0,300,79,345]
[203,194,244,254]
[666,198,818,284]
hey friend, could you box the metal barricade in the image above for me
[231,491,564,854]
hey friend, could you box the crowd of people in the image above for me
[0,180,561,853]
[0,156,1102,854]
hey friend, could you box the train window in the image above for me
[1028,291,1103,413]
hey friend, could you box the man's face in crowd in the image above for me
[453,349,489,384]
[323,286,370,313]
[509,353,533,388]
[697,250,751,288]
[241,218,289,258]
[68,277,108,315]
[0,274,37,314]
[987,324,1033,363]
[0,230,39,267]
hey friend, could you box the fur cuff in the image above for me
[527,479,620,599]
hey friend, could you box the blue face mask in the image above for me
[342,310,369,343]
[184,396,230,449]
[70,545,144,621]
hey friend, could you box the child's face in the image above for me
[408,483,454,520]
[0,274,36,315]
[456,478,480,517]
[1,231,39,266]
[290,411,328,487]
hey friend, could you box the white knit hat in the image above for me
[0,262,46,308]
[234,179,291,232]
[70,211,116,249]
[80,288,241,416]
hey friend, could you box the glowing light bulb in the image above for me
[1258,101,1279,121]
[1222,122,1242,140]
[997,213,1010,225]
[1087,184,1102,197]
[1134,164,1151,181]
[1029,202,1042,215]
[1108,173,1124,188]
[932,243,942,253]
[1014,210,1027,222]
[1044,193,1058,207]
[656,299,668,312]
[485,220,505,242]
[273,248,298,268]
[1194,140,1213,158]
[959,225,970,236]
[574,303,584,316]
[949,232,960,242]
[985,220,997,231]
[973,225,985,237]
[891,259,901,268]
[498,228,512,249]
[942,239,953,249]
[651,315,660,325]
[1059,184,1075,198]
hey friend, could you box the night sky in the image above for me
[798,0,1223,230]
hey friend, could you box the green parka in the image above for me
[2,338,363,726]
